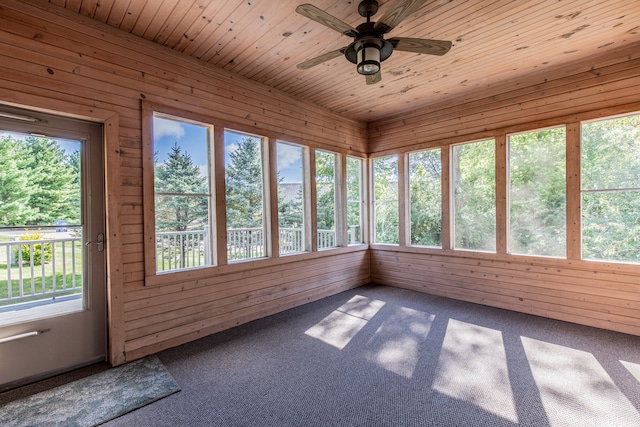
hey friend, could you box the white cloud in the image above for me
[277,143,302,169]
[225,143,239,155]
[153,117,185,140]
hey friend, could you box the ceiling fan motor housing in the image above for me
[344,22,393,74]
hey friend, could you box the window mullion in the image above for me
[566,122,582,260]
[213,126,227,266]
[495,135,508,254]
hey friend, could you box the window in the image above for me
[508,128,566,257]
[153,114,213,272]
[277,142,308,255]
[224,130,267,262]
[346,156,365,245]
[408,148,442,247]
[316,150,338,249]
[373,155,399,244]
[452,139,496,251]
[581,114,640,263]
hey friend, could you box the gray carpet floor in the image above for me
[5,284,640,426]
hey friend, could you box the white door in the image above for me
[0,106,106,390]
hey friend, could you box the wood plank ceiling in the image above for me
[48,0,640,122]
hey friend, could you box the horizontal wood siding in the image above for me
[0,0,368,364]
[125,250,370,360]
[371,249,640,336]
[367,41,640,337]
[369,42,640,153]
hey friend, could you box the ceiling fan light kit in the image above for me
[296,0,452,84]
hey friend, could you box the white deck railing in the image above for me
[0,237,83,306]
[1,226,361,302]
[156,229,210,271]
[156,227,346,272]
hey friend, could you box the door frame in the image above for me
[0,97,125,367]
[0,106,108,390]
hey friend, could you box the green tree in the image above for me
[277,180,303,228]
[154,143,208,232]
[409,149,442,246]
[581,114,640,262]
[0,136,34,225]
[22,136,78,225]
[225,136,264,228]
[315,151,336,232]
[373,155,399,244]
[67,149,82,223]
[509,128,566,257]
[346,157,363,243]
[453,140,496,251]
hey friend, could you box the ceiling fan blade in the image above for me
[297,47,347,70]
[374,0,428,34]
[366,71,382,85]
[389,37,452,55]
[296,4,359,37]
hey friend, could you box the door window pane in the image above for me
[346,157,364,245]
[581,114,640,263]
[409,149,442,247]
[316,150,337,249]
[0,131,83,307]
[153,115,211,272]
[225,130,266,261]
[452,139,496,251]
[373,155,399,244]
[277,142,307,255]
[509,128,566,257]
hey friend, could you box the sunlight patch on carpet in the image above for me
[364,306,433,378]
[433,319,519,423]
[621,360,640,384]
[305,295,385,349]
[0,355,180,427]
[522,337,640,426]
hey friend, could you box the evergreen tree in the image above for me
[0,136,35,225]
[154,143,208,231]
[66,149,82,224]
[225,136,264,228]
[21,136,77,225]
[277,178,303,228]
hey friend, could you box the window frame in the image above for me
[450,138,497,253]
[223,128,271,262]
[315,148,339,250]
[146,110,217,276]
[407,147,443,248]
[506,126,567,258]
[276,140,310,256]
[142,101,368,286]
[579,112,640,264]
[371,154,400,245]
[346,155,366,245]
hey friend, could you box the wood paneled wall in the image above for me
[367,41,640,337]
[0,0,369,365]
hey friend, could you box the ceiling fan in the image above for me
[296,0,452,84]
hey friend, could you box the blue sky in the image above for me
[153,116,302,183]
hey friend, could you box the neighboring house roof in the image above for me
[279,183,302,203]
